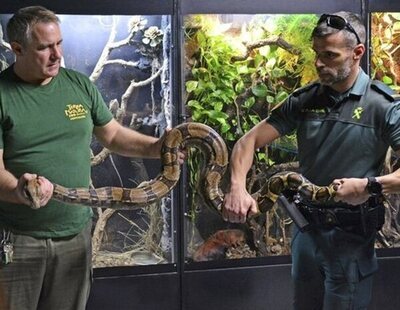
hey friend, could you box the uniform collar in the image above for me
[321,68,368,95]
[349,68,369,97]
[320,68,368,105]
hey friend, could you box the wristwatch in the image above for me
[366,177,382,196]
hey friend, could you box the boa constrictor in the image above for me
[25,122,337,212]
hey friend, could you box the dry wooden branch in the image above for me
[231,35,300,62]
[90,16,137,82]
[0,25,11,51]
[92,208,116,260]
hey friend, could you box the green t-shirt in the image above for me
[0,66,113,238]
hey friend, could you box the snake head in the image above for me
[331,183,339,192]
[24,178,42,209]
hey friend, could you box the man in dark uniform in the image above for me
[222,11,400,309]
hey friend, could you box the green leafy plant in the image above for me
[370,13,400,92]
[185,28,238,141]
[185,14,317,162]
[184,14,320,258]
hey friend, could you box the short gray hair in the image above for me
[7,6,60,47]
[312,11,366,47]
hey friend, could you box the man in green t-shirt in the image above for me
[223,11,400,309]
[0,6,183,310]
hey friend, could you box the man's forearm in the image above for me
[229,121,281,191]
[334,167,400,205]
[94,120,161,159]
[229,138,256,190]
[108,127,160,158]
[377,169,400,195]
[0,168,23,204]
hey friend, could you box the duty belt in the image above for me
[298,196,385,234]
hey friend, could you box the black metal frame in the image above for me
[0,0,173,15]
[2,0,400,309]
[369,0,400,12]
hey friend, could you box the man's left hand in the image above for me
[159,128,187,164]
[333,177,369,206]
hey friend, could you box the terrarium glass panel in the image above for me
[183,13,319,262]
[370,12,400,248]
[370,13,400,93]
[183,12,400,264]
[0,14,174,267]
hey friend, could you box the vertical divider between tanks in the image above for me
[173,0,186,309]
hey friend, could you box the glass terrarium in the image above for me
[182,12,400,264]
[370,12,400,249]
[0,13,175,268]
[182,13,319,263]
[370,12,400,93]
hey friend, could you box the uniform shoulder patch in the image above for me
[371,80,396,102]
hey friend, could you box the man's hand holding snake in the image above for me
[22,174,54,209]
[222,185,259,223]
[158,128,186,164]
[333,177,370,206]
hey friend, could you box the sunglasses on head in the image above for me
[318,14,361,45]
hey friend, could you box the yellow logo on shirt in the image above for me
[65,104,88,120]
[352,107,363,120]
[302,108,326,113]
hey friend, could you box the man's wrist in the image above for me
[365,176,383,196]
[229,182,246,193]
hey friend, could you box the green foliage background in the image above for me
[370,13,400,93]
[183,14,319,256]
[184,14,318,170]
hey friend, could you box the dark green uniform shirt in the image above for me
[267,69,400,187]
[0,66,113,238]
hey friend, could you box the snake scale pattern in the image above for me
[25,122,337,211]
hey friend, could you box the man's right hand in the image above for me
[222,185,259,223]
[220,121,280,223]
[18,173,54,208]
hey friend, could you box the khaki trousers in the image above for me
[0,221,92,310]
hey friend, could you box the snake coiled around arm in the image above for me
[24,122,337,211]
